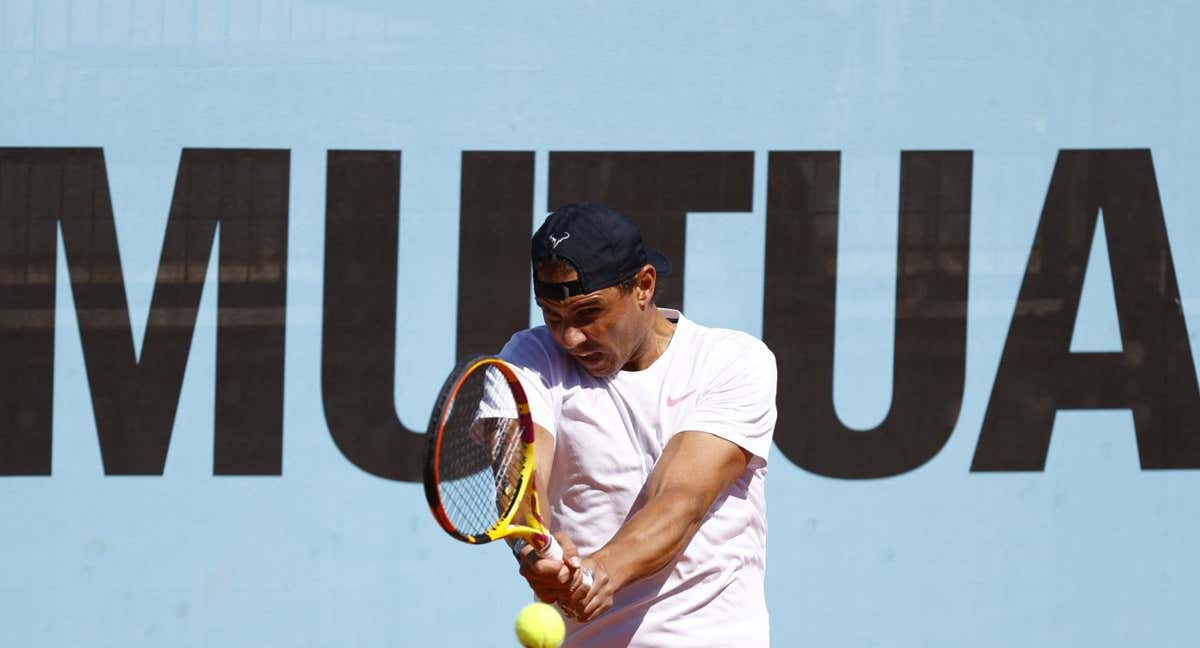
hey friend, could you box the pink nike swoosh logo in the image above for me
[666,389,697,407]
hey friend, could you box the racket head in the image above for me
[423,356,537,545]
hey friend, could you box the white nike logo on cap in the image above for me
[548,232,570,249]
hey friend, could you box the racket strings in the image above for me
[436,365,528,537]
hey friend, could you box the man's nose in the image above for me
[562,326,586,349]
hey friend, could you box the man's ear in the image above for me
[636,265,656,309]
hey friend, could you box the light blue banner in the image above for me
[1,1,1198,646]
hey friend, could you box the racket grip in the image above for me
[536,535,595,589]
[535,533,564,560]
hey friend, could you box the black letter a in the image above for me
[973,149,1200,471]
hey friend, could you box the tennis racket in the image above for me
[423,355,593,587]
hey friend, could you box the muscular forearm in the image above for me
[589,486,709,590]
[567,432,750,622]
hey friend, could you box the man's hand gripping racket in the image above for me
[423,356,594,606]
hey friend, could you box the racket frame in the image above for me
[423,356,553,549]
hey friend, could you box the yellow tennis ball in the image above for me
[514,602,565,648]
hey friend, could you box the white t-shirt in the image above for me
[501,309,777,648]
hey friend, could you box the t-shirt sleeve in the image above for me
[678,335,778,469]
[499,330,561,439]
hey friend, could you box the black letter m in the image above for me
[0,148,288,475]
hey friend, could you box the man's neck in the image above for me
[622,308,677,372]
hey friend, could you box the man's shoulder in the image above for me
[504,325,557,351]
[501,326,569,370]
[681,316,775,368]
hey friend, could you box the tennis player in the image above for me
[501,203,777,647]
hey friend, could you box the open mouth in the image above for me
[574,351,603,364]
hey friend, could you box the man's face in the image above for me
[535,264,650,377]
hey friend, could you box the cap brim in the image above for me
[646,248,672,277]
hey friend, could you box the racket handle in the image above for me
[536,534,595,589]
[534,533,563,560]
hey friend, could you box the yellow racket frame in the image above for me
[424,356,553,549]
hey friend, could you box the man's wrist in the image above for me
[588,548,628,591]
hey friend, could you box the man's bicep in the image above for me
[646,431,751,511]
[680,339,778,468]
[533,423,555,491]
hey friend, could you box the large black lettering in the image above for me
[455,152,535,359]
[973,149,1200,470]
[0,148,289,475]
[764,151,972,479]
[324,151,539,481]
[547,152,754,309]
[321,151,425,481]
[0,151,55,474]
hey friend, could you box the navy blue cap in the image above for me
[530,203,672,300]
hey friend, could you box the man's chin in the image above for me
[584,365,617,378]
